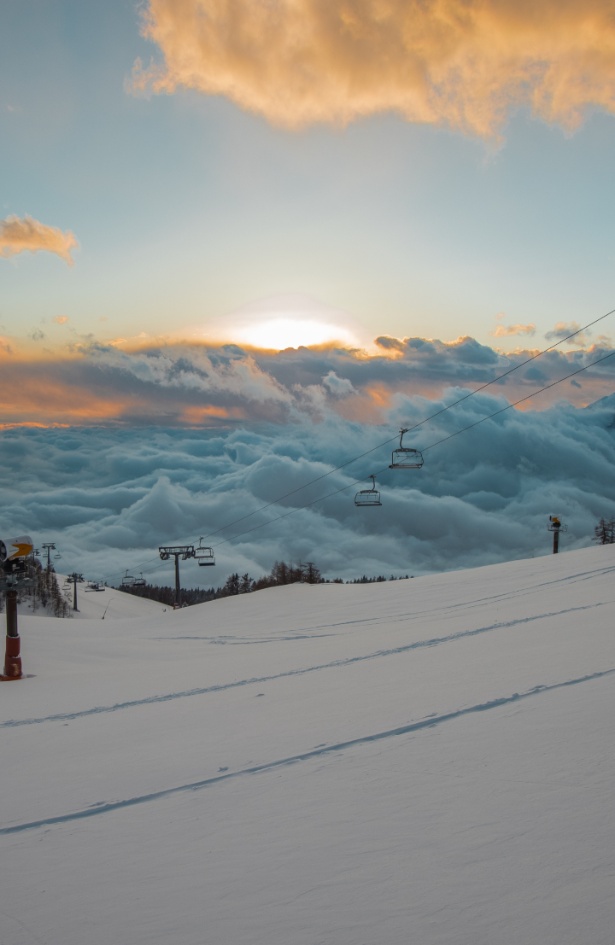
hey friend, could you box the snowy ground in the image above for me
[52,576,170,620]
[1,546,614,945]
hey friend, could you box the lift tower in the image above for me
[158,545,195,609]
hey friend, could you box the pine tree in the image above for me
[594,518,615,544]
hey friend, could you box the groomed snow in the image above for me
[2,546,614,945]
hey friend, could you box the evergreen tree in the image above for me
[239,573,253,594]
[221,573,240,596]
[594,518,615,544]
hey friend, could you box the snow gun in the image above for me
[0,536,34,566]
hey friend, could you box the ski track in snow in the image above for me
[1,668,613,836]
[3,601,602,729]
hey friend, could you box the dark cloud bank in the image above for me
[2,386,614,589]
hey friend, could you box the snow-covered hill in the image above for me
[2,546,614,945]
[54,575,170,620]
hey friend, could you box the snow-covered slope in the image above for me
[52,575,170,619]
[2,546,614,945]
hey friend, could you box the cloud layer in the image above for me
[0,215,77,265]
[2,335,614,427]
[2,393,614,589]
[133,0,615,136]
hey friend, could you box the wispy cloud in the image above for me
[132,0,615,137]
[492,324,536,338]
[545,321,591,346]
[0,215,77,265]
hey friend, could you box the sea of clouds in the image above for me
[2,378,614,589]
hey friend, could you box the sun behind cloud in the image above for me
[235,316,355,350]
[203,294,363,351]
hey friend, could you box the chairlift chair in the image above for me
[194,540,215,567]
[354,475,382,507]
[121,570,137,588]
[389,428,424,469]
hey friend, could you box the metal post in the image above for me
[548,516,565,554]
[42,542,56,572]
[3,588,22,678]
[70,572,83,611]
[158,545,195,610]
[6,588,18,637]
[174,554,181,608]
[1,535,34,681]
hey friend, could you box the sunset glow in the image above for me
[234,317,357,351]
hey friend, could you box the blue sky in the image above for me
[2,0,615,368]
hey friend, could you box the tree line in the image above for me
[0,560,70,617]
[118,559,411,607]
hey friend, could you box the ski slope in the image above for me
[2,546,615,945]
[54,576,170,620]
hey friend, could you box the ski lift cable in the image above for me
[208,347,615,550]
[189,308,615,539]
[100,317,615,584]
[193,305,615,546]
[419,348,615,456]
[97,308,615,583]
[389,306,615,444]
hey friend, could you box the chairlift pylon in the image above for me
[389,428,424,469]
[354,475,382,507]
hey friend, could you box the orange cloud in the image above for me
[0,374,133,425]
[0,421,71,430]
[2,334,613,430]
[132,0,615,137]
[492,323,537,338]
[179,404,241,424]
[0,215,77,265]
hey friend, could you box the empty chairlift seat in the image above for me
[354,475,382,507]
[194,541,215,567]
[389,428,424,469]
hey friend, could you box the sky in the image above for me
[1,0,615,582]
[2,0,615,366]
[2,545,615,944]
